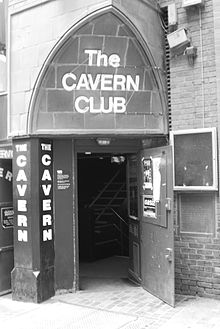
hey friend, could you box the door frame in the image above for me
[74,138,142,290]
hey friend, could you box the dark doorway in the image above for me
[77,153,129,285]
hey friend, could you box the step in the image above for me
[93,200,122,207]
[94,195,126,200]
[95,239,119,246]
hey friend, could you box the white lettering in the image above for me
[113,97,126,113]
[84,50,120,68]
[16,155,27,167]
[74,96,126,114]
[18,230,28,242]
[61,50,141,114]
[90,97,102,113]
[42,169,52,181]
[43,214,52,226]
[84,49,98,66]
[15,144,27,152]
[109,54,120,68]
[41,154,51,166]
[76,73,90,90]
[0,150,13,158]
[43,199,51,211]
[43,229,52,241]
[62,73,76,91]
[41,143,51,151]
[17,215,27,227]
[15,144,29,243]
[62,72,140,93]
[17,184,27,197]
[0,168,3,177]
[42,184,51,196]
[75,96,89,113]
[100,74,113,90]
[18,200,27,212]
[126,75,140,91]
[16,169,27,182]
[113,75,126,91]
[97,50,108,67]
[5,171,13,182]
[87,74,101,90]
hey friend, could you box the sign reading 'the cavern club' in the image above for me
[62,49,140,114]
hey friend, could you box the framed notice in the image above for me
[142,156,162,219]
[143,195,155,218]
[170,128,218,191]
[1,206,14,228]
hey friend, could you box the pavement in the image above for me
[1,256,220,329]
[0,284,220,329]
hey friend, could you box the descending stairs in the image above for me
[88,167,129,259]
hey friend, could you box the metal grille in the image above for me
[161,7,172,131]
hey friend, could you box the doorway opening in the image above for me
[77,153,132,290]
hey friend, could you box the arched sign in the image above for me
[30,9,167,134]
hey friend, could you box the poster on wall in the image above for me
[142,158,153,190]
[152,157,161,202]
[1,206,14,228]
[56,169,71,191]
[142,156,162,219]
[143,195,156,218]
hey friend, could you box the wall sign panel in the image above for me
[170,128,218,191]
[33,10,167,134]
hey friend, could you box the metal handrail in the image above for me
[110,207,129,227]
[88,169,122,208]
[95,182,126,222]
[113,223,129,239]
[0,245,14,253]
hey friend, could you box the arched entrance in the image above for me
[12,6,174,306]
[27,6,167,135]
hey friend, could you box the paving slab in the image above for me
[0,295,135,329]
[159,297,220,329]
[1,292,220,329]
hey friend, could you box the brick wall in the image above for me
[162,0,218,130]
[175,236,220,297]
[160,0,220,298]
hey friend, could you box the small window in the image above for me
[170,128,218,191]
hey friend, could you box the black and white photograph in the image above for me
[0,0,220,328]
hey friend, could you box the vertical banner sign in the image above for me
[14,143,29,243]
[13,140,33,269]
[39,140,54,267]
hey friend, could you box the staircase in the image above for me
[88,166,129,259]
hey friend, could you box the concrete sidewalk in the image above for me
[0,292,220,329]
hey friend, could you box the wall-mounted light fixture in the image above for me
[184,45,197,65]
[96,138,111,146]
[111,156,125,164]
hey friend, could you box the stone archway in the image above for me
[27,6,167,136]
